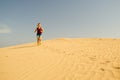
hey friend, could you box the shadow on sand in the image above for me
[10,45,36,49]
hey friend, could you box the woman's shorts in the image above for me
[37,33,42,38]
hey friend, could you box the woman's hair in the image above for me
[37,23,41,27]
[37,23,40,25]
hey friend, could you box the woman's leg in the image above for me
[37,35,42,45]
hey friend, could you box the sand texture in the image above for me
[0,38,120,80]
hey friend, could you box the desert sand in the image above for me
[0,38,120,80]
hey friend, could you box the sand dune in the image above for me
[0,38,120,80]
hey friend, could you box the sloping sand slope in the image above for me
[0,38,120,80]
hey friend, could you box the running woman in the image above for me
[34,23,44,45]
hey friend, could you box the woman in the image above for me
[34,23,44,45]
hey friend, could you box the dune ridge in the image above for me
[0,38,120,80]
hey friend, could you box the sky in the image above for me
[0,0,120,47]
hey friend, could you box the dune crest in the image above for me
[0,38,120,80]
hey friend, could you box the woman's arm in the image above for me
[34,28,37,33]
[41,27,44,33]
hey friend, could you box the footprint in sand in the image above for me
[100,68,105,71]
[105,61,111,63]
[5,56,8,57]
[99,38,102,40]
[113,66,120,69]
[100,60,111,64]
[89,56,97,61]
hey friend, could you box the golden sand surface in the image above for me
[0,38,120,80]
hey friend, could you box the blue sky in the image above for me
[0,0,120,47]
